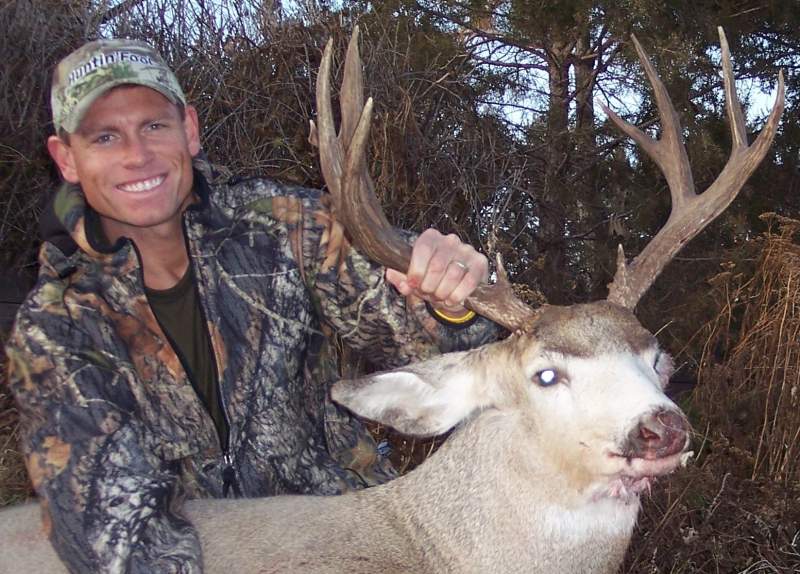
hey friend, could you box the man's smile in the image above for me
[117,174,167,193]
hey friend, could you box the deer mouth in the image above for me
[618,450,690,475]
[599,450,692,502]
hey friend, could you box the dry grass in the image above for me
[0,1,90,269]
[624,459,800,573]
[0,343,33,506]
[0,397,31,506]
[695,214,800,485]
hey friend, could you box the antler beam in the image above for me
[310,26,539,332]
[602,27,784,309]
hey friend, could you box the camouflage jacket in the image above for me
[6,157,497,574]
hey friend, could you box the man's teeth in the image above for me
[118,176,165,192]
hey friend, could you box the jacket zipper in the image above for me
[180,215,241,498]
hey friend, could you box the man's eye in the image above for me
[147,122,166,131]
[93,134,114,145]
[533,369,560,387]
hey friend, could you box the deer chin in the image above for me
[604,475,653,502]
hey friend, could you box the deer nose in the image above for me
[627,408,689,459]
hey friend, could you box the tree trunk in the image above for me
[538,40,572,303]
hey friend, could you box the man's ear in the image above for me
[47,135,80,184]
[331,349,492,437]
[184,105,201,156]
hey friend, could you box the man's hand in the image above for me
[385,229,489,315]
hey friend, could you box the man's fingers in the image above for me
[405,229,441,289]
[418,232,461,295]
[432,257,470,304]
[394,228,489,311]
[435,249,488,307]
[385,268,412,295]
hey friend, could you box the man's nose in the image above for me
[122,134,154,167]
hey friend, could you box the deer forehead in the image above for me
[521,301,657,358]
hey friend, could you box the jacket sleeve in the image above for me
[6,315,203,574]
[292,191,500,369]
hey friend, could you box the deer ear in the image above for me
[331,351,485,437]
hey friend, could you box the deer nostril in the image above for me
[639,425,661,442]
[627,408,689,458]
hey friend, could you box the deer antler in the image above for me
[602,27,784,309]
[310,26,539,332]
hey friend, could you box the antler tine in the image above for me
[312,39,342,199]
[340,96,413,271]
[338,30,413,271]
[339,25,364,150]
[603,28,784,309]
[719,27,748,149]
[600,34,695,211]
[467,255,541,332]
[312,27,539,332]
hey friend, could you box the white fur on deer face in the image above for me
[516,303,689,504]
[332,301,689,505]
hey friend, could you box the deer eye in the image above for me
[533,369,560,387]
[653,351,673,375]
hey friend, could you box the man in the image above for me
[5,38,497,572]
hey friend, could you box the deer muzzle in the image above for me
[626,408,689,460]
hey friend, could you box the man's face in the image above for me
[48,85,201,242]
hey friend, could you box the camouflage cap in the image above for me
[51,38,186,133]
